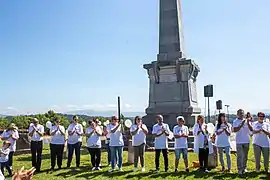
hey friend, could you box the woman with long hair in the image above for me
[215,113,232,173]
[193,115,213,172]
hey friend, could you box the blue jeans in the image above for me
[106,143,111,164]
[110,146,123,169]
[175,148,188,160]
[218,146,231,169]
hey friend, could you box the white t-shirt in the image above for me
[105,124,111,144]
[252,121,270,148]
[0,170,4,180]
[67,123,83,144]
[233,119,251,144]
[130,124,148,146]
[107,123,124,147]
[1,130,19,152]
[0,147,10,163]
[28,124,44,141]
[173,125,189,149]
[193,123,209,148]
[215,123,232,147]
[152,123,171,149]
[50,125,65,145]
[86,126,102,148]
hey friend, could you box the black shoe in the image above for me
[76,165,80,168]
[175,169,178,173]
[50,167,55,171]
[186,168,189,173]
[58,166,62,170]
[165,169,168,172]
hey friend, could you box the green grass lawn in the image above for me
[6,145,269,180]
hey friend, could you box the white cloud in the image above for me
[124,104,132,109]
[5,107,16,110]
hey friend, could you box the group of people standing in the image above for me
[0,109,269,178]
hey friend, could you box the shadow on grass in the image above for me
[16,150,90,161]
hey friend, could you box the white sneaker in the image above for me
[141,167,145,172]
[96,167,102,171]
[133,167,138,172]
[108,169,114,173]
[118,168,123,172]
[92,167,96,171]
[244,169,249,173]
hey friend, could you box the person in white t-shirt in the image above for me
[67,116,83,168]
[173,116,189,172]
[152,115,171,172]
[0,123,19,171]
[103,119,113,166]
[28,118,44,172]
[232,109,252,175]
[86,119,103,171]
[107,116,124,172]
[193,115,210,172]
[0,141,12,177]
[215,113,232,173]
[250,112,270,173]
[130,116,148,172]
[49,118,66,170]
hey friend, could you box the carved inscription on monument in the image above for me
[190,81,197,102]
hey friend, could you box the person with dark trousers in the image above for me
[49,118,65,170]
[28,118,44,172]
[86,119,103,170]
[67,116,83,168]
[152,115,171,172]
[103,119,112,166]
[0,123,19,171]
[0,141,12,177]
[193,115,210,172]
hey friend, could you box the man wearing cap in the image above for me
[250,112,270,173]
[173,116,189,172]
[0,123,19,171]
[28,118,44,172]
[233,109,252,175]
[152,115,171,172]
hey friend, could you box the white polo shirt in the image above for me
[252,121,270,148]
[50,125,65,145]
[215,123,232,147]
[233,119,251,144]
[130,124,148,146]
[67,123,83,144]
[152,123,171,149]
[28,124,44,141]
[86,126,102,148]
[1,130,19,152]
[173,125,189,149]
[107,123,124,147]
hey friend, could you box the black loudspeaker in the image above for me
[216,100,222,110]
[204,84,213,97]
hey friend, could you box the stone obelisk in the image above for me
[143,0,201,128]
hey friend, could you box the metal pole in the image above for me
[207,97,210,123]
[117,96,121,121]
[225,105,229,122]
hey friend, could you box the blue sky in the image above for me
[1,0,270,115]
